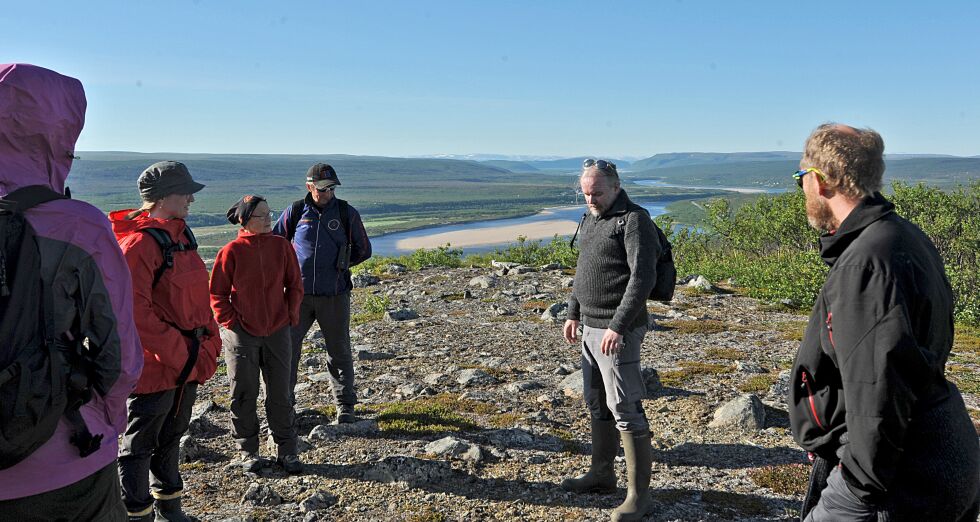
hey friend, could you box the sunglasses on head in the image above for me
[793,167,826,188]
[583,158,617,173]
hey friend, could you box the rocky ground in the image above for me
[176,263,979,522]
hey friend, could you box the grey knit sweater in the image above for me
[567,190,661,333]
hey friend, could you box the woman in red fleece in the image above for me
[210,195,304,474]
[111,161,222,522]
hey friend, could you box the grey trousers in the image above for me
[804,466,878,521]
[223,324,297,457]
[290,293,356,407]
[581,324,649,432]
[118,383,198,514]
[0,461,126,521]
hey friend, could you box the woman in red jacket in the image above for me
[210,195,304,474]
[110,161,221,522]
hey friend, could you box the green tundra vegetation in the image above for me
[665,181,979,325]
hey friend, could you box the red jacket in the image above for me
[110,209,221,394]
[210,230,303,336]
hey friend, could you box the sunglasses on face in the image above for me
[793,167,826,188]
[315,186,335,193]
[583,158,617,173]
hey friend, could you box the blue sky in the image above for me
[3,1,979,157]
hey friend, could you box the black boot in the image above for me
[611,430,654,521]
[560,418,619,494]
[127,507,154,522]
[154,497,197,522]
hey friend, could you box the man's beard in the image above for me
[588,205,601,217]
[806,196,837,231]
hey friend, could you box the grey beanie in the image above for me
[138,161,205,202]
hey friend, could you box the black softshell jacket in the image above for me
[788,193,979,515]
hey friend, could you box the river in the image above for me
[368,180,783,256]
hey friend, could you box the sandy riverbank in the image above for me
[394,218,581,250]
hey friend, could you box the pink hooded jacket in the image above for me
[0,63,143,499]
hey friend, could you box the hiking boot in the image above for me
[611,430,654,521]
[238,451,267,473]
[154,497,198,522]
[278,454,304,474]
[335,405,356,424]
[560,418,619,494]
[127,508,154,522]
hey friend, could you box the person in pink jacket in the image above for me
[210,195,304,473]
[0,64,142,521]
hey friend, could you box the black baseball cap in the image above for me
[306,163,341,189]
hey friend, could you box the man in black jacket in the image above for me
[789,124,980,521]
[562,159,660,521]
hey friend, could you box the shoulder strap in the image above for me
[0,185,67,214]
[338,199,351,241]
[569,212,588,248]
[286,199,305,241]
[142,228,173,288]
[142,227,197,288]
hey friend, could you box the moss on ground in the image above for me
[521,300,551,312]
[739,373,779,393]
[659,319,730,335]
[748,463,811,496]
[660,361,733,387]
[548,428,581,454]
[705,347,747,360]
[774,320,808,342]
[408,506,448,522]
[351,310,384,326]
[488,412,523,428]
[701,490,771,516]
[369,394,499,435]
[947,364,980,394]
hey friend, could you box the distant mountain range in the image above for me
[468,151,976,173]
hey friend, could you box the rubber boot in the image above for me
[611,430,654,521]
[560,418,619,493]
[154,497,196,522]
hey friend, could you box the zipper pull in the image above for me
[825,312,836,348]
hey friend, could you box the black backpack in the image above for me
[570,210,677,303]
[139,226,202,387]
[0,186,104,470]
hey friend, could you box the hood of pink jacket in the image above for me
[0,63,86,197]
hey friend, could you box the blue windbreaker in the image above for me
[273,193,372,296]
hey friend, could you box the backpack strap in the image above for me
[285,199,306,241]
[569,212,588,248]
[142,227,198,288]
[338,199,351,241]
[0,185,68,214]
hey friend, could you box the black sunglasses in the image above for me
[583,158,617,173]
[315,186,335,193]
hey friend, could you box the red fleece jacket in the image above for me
[209,230,303,336]
[110,209,222,394]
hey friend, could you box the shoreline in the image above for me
[393,217,581,250]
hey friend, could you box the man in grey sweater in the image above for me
[562,159,661,521]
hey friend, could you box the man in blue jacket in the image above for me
[274,163,372,423]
